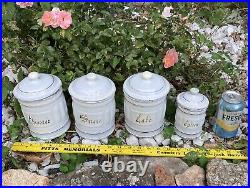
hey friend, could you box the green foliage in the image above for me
[2,3,238,97]
[233,138,248,150]
[120,130,130,140]
[7,118,26,141]
[163,126,174,139]
[2,145,23,171]
[183,151,209,169]
[108,136,123,145]
[59,153,87,173]
[2,76,14,103]
[165,98,176,123]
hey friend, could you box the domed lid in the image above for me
[68,73,116,102]
[177,88,209,110]
[13,72,62,101]
[123,71,170,101]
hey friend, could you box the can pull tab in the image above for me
[142,71,152,80]
[28,72,39,80]
[86,73,97,80]
[190,88,199,95]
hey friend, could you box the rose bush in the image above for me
[2,2,244,119]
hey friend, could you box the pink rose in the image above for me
[163,48,179,69]
[59,11,72,29]
[41,8,72,30]
[16,2,33,8]
[50,9,62,28]
[41,11,52,27]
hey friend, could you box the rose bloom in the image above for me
[50,9,63,28]
[163,48,178,69]
[41,11,53,27]
[59,11,72,29]
[16,2,33,8]
[41,8,72,29]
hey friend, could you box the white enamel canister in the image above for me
[13,72,70,140]
[69,73,116,140]
[123,71,170,137]
[174,88,209,139]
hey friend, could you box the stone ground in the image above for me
[2,3,248,186]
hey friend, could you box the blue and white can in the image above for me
[213,90,245,138]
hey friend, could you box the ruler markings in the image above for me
[11,142,248,160]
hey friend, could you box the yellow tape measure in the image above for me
[11,142,247,160]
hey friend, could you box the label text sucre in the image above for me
[80,114,101,124]
[136,114,152,124]
[28,116,50,125]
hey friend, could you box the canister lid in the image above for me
[177,88,209,110]
[68,73,116,102]
[13,72,62,101]
[123,71,170,101]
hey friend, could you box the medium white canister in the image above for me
[13,72,70,140]
[174,88,209,139]
[69,73,116,140]
[123,71,170,137]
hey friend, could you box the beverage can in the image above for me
[213,90,245,138]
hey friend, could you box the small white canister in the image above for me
[123,71,170,137]
[69,73,116,140]
[174,88,209,139]
[13,72,70,140]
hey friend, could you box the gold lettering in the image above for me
[136,114,152,124]
[80,114,101,124]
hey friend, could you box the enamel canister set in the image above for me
[13,71,243,140]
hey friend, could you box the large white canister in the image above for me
[123,71,170,137]
[174,88,209,139]
[69,73,116,140]
[13,72,70,140]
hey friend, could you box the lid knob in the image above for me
[190,88,199,95]
[28,72,39,80]
[86,73,97,80]
[142,71,152,80]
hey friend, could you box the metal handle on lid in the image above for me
[86,73,97,80]
[190,88,199,95]
[28,72,39,80]
[142,71,152,80]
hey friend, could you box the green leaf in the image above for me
[2,76,14,91]
[111,57,119,69]
[76,154,87,164]
[8,119,25,141]
[108,137,123,145]
[233,139,248,150]
[163,126,174,139]
[17,69,24,82]
[30,25,40,30]
[114,73,125,82]
[2,3,16,21]
[2,87,8,103]
[10,157,22,168]
[40,3,51,10]
[61,153,71,161]
[2,146,9,159]
[183,151,199,166]
[198,156,209,169]
[14,99,23,117]
[69,154,77,161]
[135,40,144,49]
[59,163,69,173]
[67,161,77,172]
